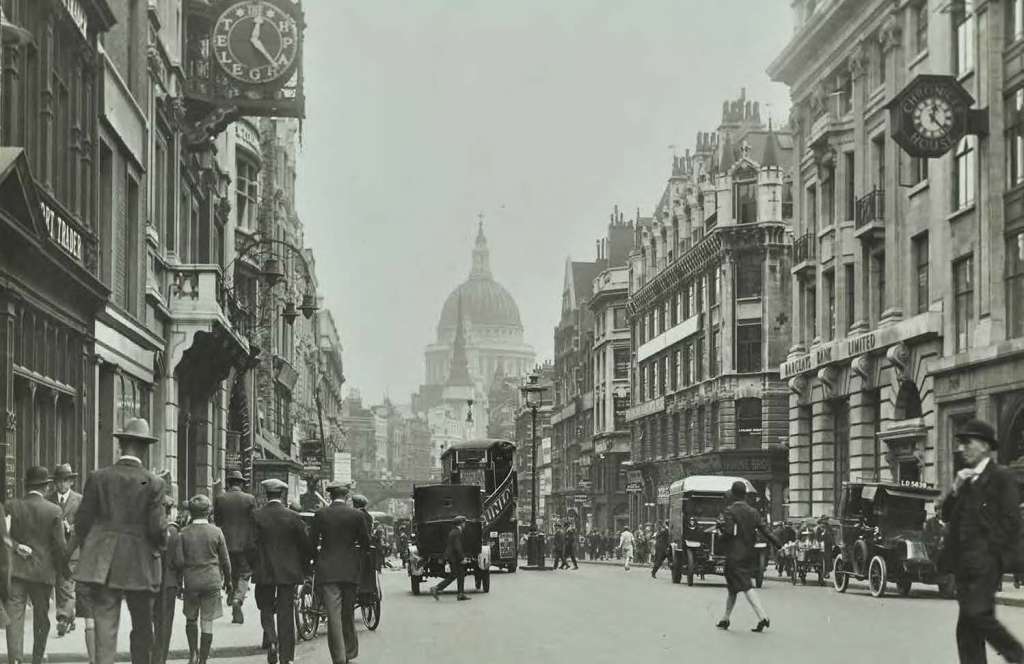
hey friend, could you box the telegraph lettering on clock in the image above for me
[213,0,299,85]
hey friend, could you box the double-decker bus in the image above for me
[441,438,518,572]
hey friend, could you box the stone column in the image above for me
[720,253,735,373]
[880,15,904,326]
[847,363,878,483]
[787,376,811,519]
[810,391,834,517]
[848,43,870,334]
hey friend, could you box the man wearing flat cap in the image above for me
[75,417,166,664]
[430,515,470,601]
[311,481,369,664]
[252,478,314,664]
[214,469,257,624]
[6,465,67,664]
[941,418,1024,663]
[49,463,82,638]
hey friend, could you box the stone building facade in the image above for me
[625,92,793,523]
[769,0,1024,515]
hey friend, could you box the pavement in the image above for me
[5,560,1024,662]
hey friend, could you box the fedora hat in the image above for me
[25,465,50,487]
[955,418,1000,449]
[53,463,77,480]
[114,418,158,444]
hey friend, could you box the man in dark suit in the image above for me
[716,481,780,633]
[7,465,67,664]
[351,494,373,532]
[252,478,314,664]
[651,521,672,578]
[311,482,369,664]
[49,463,82,637]
[214,470,257,624]
[941,418,1024,664]
[551,523,566,570]
[430,515,470,601]
[564,523,579,569]
[74,417,166,664]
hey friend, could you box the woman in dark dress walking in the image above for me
[716,481,781,632]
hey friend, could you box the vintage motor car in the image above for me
[831,481,954,598]
[406,484,492,595]
[668,475,769,587]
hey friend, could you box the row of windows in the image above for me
[636,322,761,403]
[799,230,1023,348]
[635,398,761,460]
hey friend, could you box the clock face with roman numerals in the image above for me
[213,1,300,85]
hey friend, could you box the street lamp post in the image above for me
[520,371,549,571]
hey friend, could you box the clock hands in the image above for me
[250,16,277,66]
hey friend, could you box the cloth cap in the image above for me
[261,478,288,493]
[954,418,1000,449]
[730,480,748,499]
[352,494,368,508]
[25,466,50,487]
[453,515,467,524]
[326,481,350,497]
[188,494,212,515]
[226,470,245,483]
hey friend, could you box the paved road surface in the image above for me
[273,563,1024,664]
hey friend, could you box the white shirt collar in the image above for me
[972,456,992,480]
[332,499,347,504]
[57,490,70,500]
[118,455,142,464]
[28,490,45,498]
[191,518,209,524]
[268,498,283,505]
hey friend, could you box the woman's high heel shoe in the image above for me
[752,618,770,633]
[716,619,730,630]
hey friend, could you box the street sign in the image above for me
[626,482,643,493]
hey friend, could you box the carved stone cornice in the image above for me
[847,41,866,80]
[817,366,837,399]
[851,354,873,385]
[886,342,911,383]
[879,12,903,53]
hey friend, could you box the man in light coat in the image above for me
[618,527,635,571]
[74,418,166,664]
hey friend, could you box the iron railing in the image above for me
[794,233,817,264]
[855,187,885,229]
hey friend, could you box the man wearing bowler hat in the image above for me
[75,417,166,664]
[942,418,1024,664]
[252,478,313,664]
[50,462,82,637]
[6,465,67,664]
[214,469,257,624]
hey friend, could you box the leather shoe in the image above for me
[232,605,244,624]
[430,587,439,601]
[457,594,471,601]
[267,642,278,664]
[56,620,68,637]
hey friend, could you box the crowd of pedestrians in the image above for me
[0,417,376,664]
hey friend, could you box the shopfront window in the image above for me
[1008,231,1024,338]
[236,154,260,231]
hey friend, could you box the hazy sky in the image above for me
[296,1,792,403]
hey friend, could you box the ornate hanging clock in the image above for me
[887,75,985,158]
[213,0,301,85]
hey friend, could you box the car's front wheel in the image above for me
[868,555,888,598]
[832,554,850,593]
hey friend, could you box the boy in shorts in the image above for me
[174,495,232,664]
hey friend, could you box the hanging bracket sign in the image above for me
[887,74,987,158]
